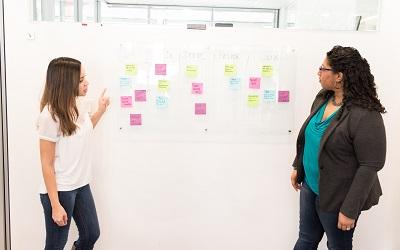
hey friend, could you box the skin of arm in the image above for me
[90,89,110,128]
[40,139,68,226]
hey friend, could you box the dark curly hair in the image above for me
[327,45,386,114]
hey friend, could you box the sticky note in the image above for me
[229,77,241,90]
[224,64,237,77]
[186,65,198,78]
[125,64,137,76]
[158,80,169,92]
[191,83,203,94]
[155,64,167,75]
[195,103,206,115]
[135,90,146,102]
[261,65,273,77]
[263,89,276,102]
[120,96,132,108]
[248,95,260,107]
[156,95,169,108]
[249,77,261,89]
[120,77,132,88]
[278,90,290,102]
[130,114,142,126]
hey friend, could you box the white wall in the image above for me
[4,0,400,249]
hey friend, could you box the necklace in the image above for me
[331,97,343,106]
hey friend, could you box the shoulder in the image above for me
[38,106,59,126]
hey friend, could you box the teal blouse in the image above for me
[303,101,338,195]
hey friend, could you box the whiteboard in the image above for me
[108,39,295,143]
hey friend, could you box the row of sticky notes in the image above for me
[224,65,274,77]
[247,90,290,107]
[125,64,167,76]
[124,63,274,78]
[120,90,147,108]
[129,103,206,127]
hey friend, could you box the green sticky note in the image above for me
[261,65,273,77]
[125,64,137,76]
[224,64,237,77]
[247,95,260,107]
[158,80,169,92]
[186,65,198,78]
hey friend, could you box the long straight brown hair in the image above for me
[40,57,81,136]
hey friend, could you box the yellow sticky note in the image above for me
[261,65,273,77]
[248,95,260,107]
[186,65,198,78]
[125,64,137,76]
[224,64,237,77]
[158,80,169,92]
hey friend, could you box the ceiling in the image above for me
[103,0,295,9]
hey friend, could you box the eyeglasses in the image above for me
[319,66,333,72]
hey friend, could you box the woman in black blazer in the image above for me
[291,46,386,250]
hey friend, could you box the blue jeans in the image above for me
[294,182,355,250]
[40,184,100,250]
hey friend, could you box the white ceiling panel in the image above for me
[103,0,294,9]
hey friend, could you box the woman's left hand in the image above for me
[337,212,355,231]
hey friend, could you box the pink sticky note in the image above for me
[195,103,206,115]
[191,83,203,94]
[135,90,147,102]
[130,114,142,126]
[155,64,167,75]
[249,77,261,89]
[120,96,132,108]
[278,90,290,102]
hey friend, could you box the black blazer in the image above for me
[292,90,386,219]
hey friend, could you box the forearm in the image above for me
[340,166,379,219]
[42,164,61,208]
[90,109,106,128]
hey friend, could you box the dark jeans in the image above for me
[294,182,355,250]
[40,184,100,250]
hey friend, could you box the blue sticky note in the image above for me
[264,89,276,102]
[229,77,241,90]
[120,76,132,89]
[156,95,169,109]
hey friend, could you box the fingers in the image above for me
[337,222,355,231]
[101,88,107,97]
[53,214,68,227]
[63,214,68,225]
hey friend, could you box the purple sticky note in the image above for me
[155,64,167,75]
[120,96,132,108]
[249,77,261,89]
[195,103,206,115]
[278,90,290,102]
[130,114,142,126]
[135,90,147,102]
[191,83,203,94]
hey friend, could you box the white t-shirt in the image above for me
[37,104,94,194]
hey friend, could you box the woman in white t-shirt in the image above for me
[38,57,110,250]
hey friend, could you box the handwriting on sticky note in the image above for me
[192,83,203,94]
[249,77,261,89]
[120,96,132,108]
[195,103,206,115]
[125,64,137,76]
[186,65,198,78]
[135,90,147,102]
[278,90,290,102]
[155,64,167,75]
[156,95,169,108]
[224,64,236,77]
[261,65,273,77]
[158,80,169,92]
[248,95,260,107]
[130,114,142,126]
